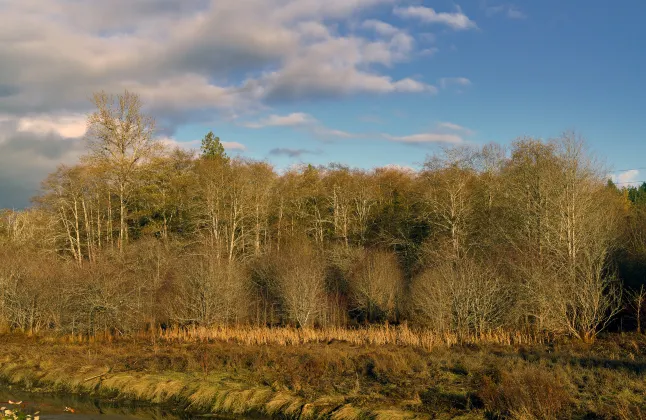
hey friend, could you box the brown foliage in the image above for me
[476,365,573,419]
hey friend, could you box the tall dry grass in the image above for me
[50,324,549,350]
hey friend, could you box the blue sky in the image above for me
[1,0,645,207]
[175,0,646,177]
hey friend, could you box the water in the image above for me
[0,387,257,420]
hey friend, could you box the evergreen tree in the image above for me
[200,131,228,161]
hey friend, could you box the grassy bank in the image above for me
[0,330,645,419]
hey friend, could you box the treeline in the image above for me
[0,91,644,341]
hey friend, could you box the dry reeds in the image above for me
[153,324,547,350]
[45,324,549,349]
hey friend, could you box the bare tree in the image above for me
[277,238,327,327]
[172,253,249,326]
[85,90,159,250]
[411,256,512,335]
[421,147,480,260]
[348,249,403,322]
[501,134,623,341]
[629,285,645,334]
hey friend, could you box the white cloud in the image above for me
[507,8,527,19]
[0,0,430,122]
[378,163,417,173]
[393,78,437,93]
[243,113,316,128]
[254,36,434,100]
[439,77,472,89]
[16,114,87,138]
[0,0,462,205]
[384,133,464,144]
[612,169,640,185]
[420,47,440,57]
[394,6,477,30]
[437,122,465,131]
[296,21,333,40]
[222,141,247,151]
[485,4,527,19]
[311,127,357,139]
[419,33,437,43]
[362,20,400,36]
[242,112,358,140]
[436,121,474,135]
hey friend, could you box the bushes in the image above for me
[475,365,573,419]
[0,239,626,338]
[347,249,403,323]
[410,257,512,335]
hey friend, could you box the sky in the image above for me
[1,0,645,208]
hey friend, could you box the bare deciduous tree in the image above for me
[629,285,645,334]
[348,249,403,322]
[411,256,512,335]
[85,90,159,250]
[277,238,327,327]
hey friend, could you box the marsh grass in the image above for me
[0,331,645,419]
[49,324,548,350]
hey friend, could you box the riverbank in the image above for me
[1,331,645,419]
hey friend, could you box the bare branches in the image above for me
[2,106,640,341]
[84,90,159,250]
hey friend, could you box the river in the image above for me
[0,386,261,420]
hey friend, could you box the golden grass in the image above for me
[1,331,643,419]
[330,404,365,420]
[153,324,546,350]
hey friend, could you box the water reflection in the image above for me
[0,387,258,420]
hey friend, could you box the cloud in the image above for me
[254,37,434,102]
[0,119,85,208]
[485,4,527,19]
[311,127,357,139]
[378,164,417,173]
[243,113,316,128]
[222,141,247,151]
[16,114,87,138]
[439,77,472,89]
[394,78,437,93]
[362,20,400,37]
[394,6,477,30]
[612,169,640,185]
[507,8,527,19]
[269,148,321,158]
[384,133,464,144]
[0,0,428,121]
[419,33,437,43]
[420,47,440,57]
[242,112,358,140]
[436,121,475,135]
[0,0,459,206]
